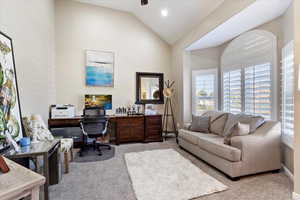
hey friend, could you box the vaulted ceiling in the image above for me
[74,0,225,44]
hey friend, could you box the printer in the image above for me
[50,105,76,119]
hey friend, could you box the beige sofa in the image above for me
[178,113,281,180]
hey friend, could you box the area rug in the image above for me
[125,149,228,200]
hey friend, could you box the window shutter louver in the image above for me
[282,41,294,137]
[223,69,242,114]
[245,63,272,119]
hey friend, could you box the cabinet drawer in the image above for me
[146,129,161,136]
[146,124,162,130]
[118,127,132,140]
[145,116,161,125]
[118,118,143,126]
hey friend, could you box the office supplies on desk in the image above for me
[50,104,76,119]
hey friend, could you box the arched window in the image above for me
[221,30,277,120]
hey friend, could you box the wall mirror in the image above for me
[136,72,164,104]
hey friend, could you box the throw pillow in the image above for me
[189,115,210,133]
[223,113,239,137]
[235,114,265,133]
[202,111,229,136]
[233,122,250,136]
[224,122,251,145]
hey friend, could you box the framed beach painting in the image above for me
[0,31,23,151]
[86,50,114,87]
[84,94,112,110]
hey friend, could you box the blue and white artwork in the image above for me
[86,50,114,87]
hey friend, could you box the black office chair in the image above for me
[79,107,111,156]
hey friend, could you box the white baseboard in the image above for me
[282,164,294,182]
[293,192,300,200]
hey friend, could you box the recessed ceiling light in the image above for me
[161,9,168,17]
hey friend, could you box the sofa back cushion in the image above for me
[202,111,229,136]
[235,114,265,133]
[223,113,265,144]
[189,115,210,133]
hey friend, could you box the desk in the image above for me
[0,158,45,200]
[48,117,116,147]
[4,140,60,200]
[49,115,162,145]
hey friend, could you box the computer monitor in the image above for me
[85,94,112,110]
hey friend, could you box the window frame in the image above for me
[192,68,218,116]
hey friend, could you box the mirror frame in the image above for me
[136,72,164,105]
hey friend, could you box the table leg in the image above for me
[70,147,74,162]
[43,153,49,200]
[64,151,69,174]
[31,186,40,200]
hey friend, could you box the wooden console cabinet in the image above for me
[110,115,162,145]
[48,115,163,146]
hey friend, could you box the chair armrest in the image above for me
[79,122,88,136]
[230,121,281,164]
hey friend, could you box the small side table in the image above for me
[4,139,60,200]
[0,158,45,200]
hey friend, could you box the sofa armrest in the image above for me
[230,121,281,169]
[183,122,191,130]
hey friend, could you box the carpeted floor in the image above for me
[49,139,293,200]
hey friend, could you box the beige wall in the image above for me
[55,0,171,114]
[293,0,300,195]
[190,47,221,70]
[171,0,256,125]
[0,0,56,121]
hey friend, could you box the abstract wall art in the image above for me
[86,50,114,87]
[0,31,23,150]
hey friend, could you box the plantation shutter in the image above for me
[282,41,294,137]
[221,30,277,120]
[244,63,272,119]
[223,69,242,113]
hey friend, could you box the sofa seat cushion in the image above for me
[196,134,242,162]
[179,129,202,145]
[179,130,242,162]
